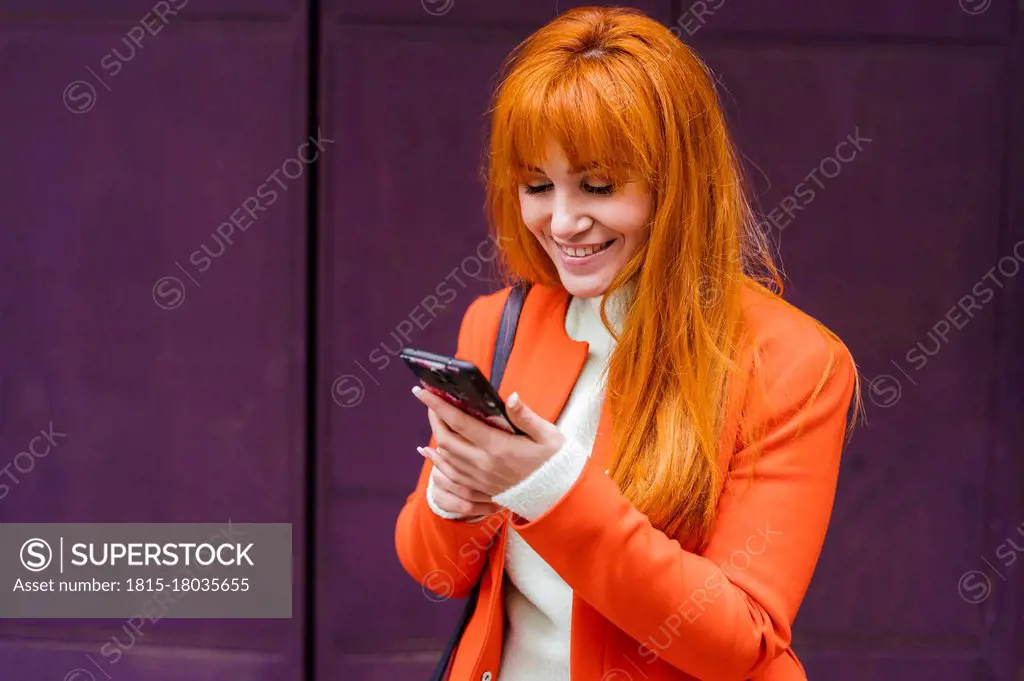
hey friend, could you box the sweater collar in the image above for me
[563,280,635,344]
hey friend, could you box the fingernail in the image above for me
[507,392,520,408]
[417,446,429,458]
[411,386,423,396]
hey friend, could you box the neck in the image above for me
[564,280,634,346]
[577,279,635,324]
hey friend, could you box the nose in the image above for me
[550,191,592,241]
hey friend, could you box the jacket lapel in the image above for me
[588,396,615,472]
[496,286,589,428]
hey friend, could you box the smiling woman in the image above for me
[516,141,653,299]
[395,6,861,681]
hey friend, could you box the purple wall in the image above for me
[0,1,308,679]
[1,1,1021,680]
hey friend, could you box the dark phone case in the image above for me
[400,347,524,435]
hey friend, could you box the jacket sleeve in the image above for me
[394,295,506,599]
[510,332,857,681]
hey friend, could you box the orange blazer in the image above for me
[395,282,857,681]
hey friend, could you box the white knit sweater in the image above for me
[426,291,621,681]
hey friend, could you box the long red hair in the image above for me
[484,7,856,548]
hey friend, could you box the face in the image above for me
[518,140,652,299]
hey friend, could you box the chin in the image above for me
[558,274,612,299]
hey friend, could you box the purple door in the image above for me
[2,1,1021,680]
[0,1,308,679]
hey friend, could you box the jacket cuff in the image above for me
[492,439,588,521]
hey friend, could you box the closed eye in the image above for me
[584,183,614,195]
[523,182,614,195]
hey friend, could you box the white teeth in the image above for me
[560,241,611,257]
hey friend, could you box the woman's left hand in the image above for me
[412,386,565,498]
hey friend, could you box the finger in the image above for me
[426,409,491,467]
[413,385,496,446]
[431,446,507,499]
[504,392,557,442]
[429,464,493,502]
[425,413,491,479]
[429,476,500,516]
[425,404,464,450]
[434,443,487,484]
[419,446,485,489]
[469,502,502,516]
[422,400,450,443]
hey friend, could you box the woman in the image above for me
[395,6,860,681]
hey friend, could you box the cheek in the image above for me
[519,197,547,238]
[600,201,652,240]
[621,188,654,239]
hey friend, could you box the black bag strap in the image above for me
[429,281,531,681]
[490,281,530,388]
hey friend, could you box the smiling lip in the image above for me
[554,238,617,268]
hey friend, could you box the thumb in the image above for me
[505,392,553,441]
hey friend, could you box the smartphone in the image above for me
[400,347,524,435]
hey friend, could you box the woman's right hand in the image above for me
[421,446,502,517]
